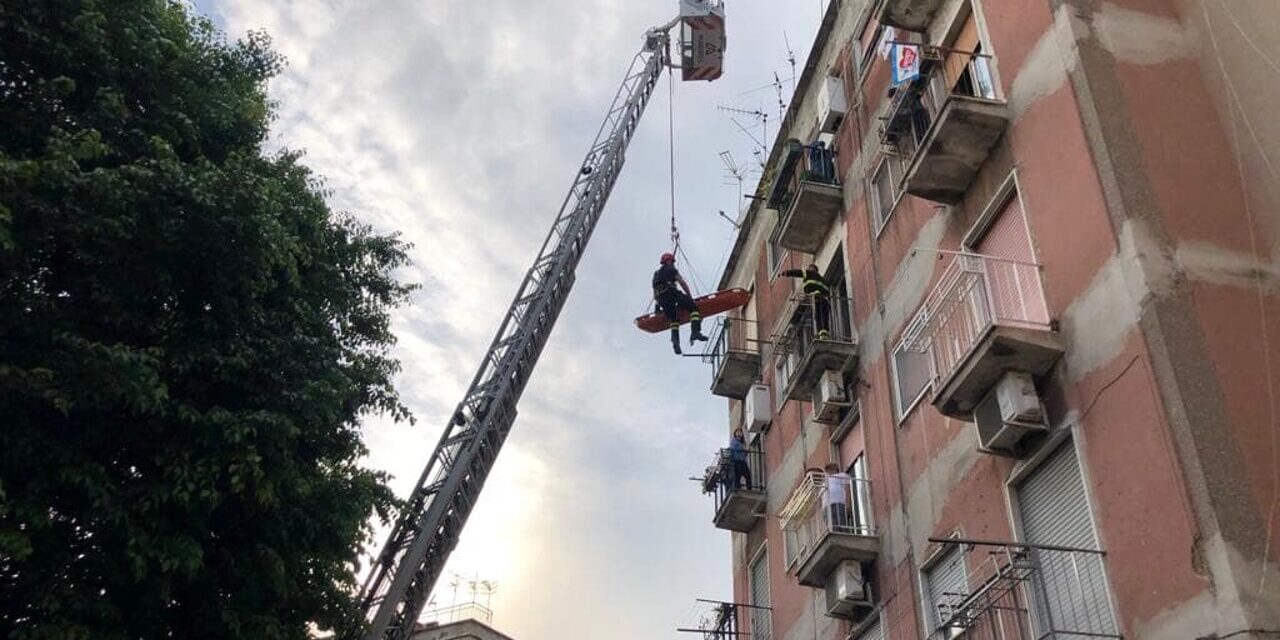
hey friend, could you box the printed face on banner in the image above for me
[892,44,920,86]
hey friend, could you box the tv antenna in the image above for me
[783,30,798,94]
[716,104,769,154]
[719,150,755,218]
[469,579,498,612]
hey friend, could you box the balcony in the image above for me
[766,139,843,253]
[681,600,746,640]
[780,472,878,588]
[902,253,1062,419]
[879,0,946,31]
[922,538,1119,640]
[705,317,761,399]
[775,294,859,402]
[882,56,1008,205]
[701,446,766,533]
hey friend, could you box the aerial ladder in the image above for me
[353,3,726,638]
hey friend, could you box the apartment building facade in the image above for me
[700,1,1280,639]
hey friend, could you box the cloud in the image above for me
[205,1,822,637]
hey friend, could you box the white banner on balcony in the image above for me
[892,43,920,86]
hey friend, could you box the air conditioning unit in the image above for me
[811,370,850,424]
[824,561,873,619]
[744,382,772,437]
[818,76,847,133]
[973,371,1048,457]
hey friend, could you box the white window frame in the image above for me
[854,12,884,86]
[773,351,795,413]
[918,540,969,634]
[767,230,788,279]
[748,545,773,640]
[849,454,873,533]
[890,338,930,422]
[870,156,904,237]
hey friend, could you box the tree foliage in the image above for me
[0,2,413,637]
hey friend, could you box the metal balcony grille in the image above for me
[772,293,856,357]
[924,538,1119,640]
[766,139,840,212]
[702,447,766,511]
[901,252,1049,387]
[780,472,874,567]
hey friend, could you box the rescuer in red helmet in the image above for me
[652,252,707,354]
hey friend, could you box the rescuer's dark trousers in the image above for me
[658,290,702,348]
[812,294,831,339]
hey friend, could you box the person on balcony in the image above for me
[652,252,708,354]
[806,140,836,183]
[728,428,752,489]
[781,263,832,340]
[823,462,851,530]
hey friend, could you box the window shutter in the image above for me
[1017,442,1117,637]
[925,547,968,629]
[944,15,980,90]
[750,552,772,640]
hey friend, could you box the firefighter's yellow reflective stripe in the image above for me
[803,278,829,294]
[690,312,702,319]
[670,322,681,328]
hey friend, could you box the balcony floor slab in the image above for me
[932,325,1064,419]
[712,351,762,399]
[796,532,880,588]
[777,181,844,253]
[785,339,859,401]
[880,0,946,31]
[905,97,1009,205]
[714,489,766,533]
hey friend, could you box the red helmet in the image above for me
[660,252,676,265]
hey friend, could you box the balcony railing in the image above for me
[902,252,1060,417]
[704,316,761,399]
[881,53,1008,204]
[767,140,843,253]
[701,446,766,533]
[775,293,859,401]
[924,538,1119,640]
[780,471,878,587]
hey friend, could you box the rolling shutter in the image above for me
[924,546,968,629]
[855,616,885,640]
[750,552,772,640]
[977,195,1049,327]
[1016,442,1117,636]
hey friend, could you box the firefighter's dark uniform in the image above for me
[653,263,704,353]
[782,266,831,339]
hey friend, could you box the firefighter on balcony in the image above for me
[781,263,832,340]
[653,252,708,354]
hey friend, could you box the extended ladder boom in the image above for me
[354,24,676,640]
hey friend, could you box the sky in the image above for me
[191,1,823,637]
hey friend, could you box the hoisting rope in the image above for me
[667,70,680,261]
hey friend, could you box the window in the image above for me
[922,545,968,632]
[870,158,901,233]
[773,352,795,412]
[855,20,883,82]
[749,549,773,640]
[783,528,798,567]
[853,616,885,640]
[744,288,759,349]
[767,230,786,275]
[1016,441,1118,637]
[891,339,931,419]
[850,455,873,534]
[825,253,853,340]
[943,10,999,101]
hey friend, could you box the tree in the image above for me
[0,2,414,638]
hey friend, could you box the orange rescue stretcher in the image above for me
[634,288,750,333]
